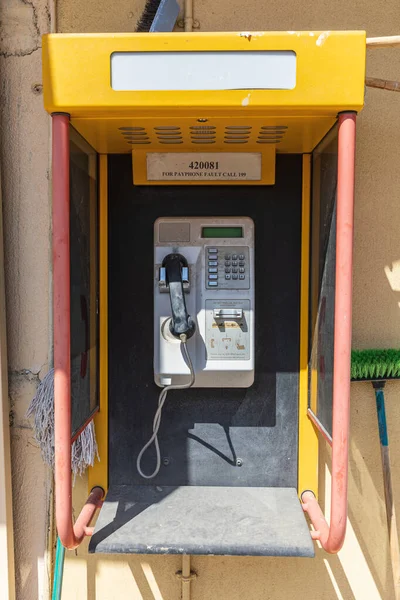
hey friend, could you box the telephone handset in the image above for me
[137,249,197,479]
[137,217,255,479]
[161,253,196,340]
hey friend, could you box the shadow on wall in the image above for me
[384,260,400,339]
[347,381,400,600]
[61,426,396,600]
[353,87,400,350]
[316,381,396,600]
[73,533,358,600]
[9,373,52,600]
[60,377,400,600]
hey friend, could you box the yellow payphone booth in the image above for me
[43,31,365,556]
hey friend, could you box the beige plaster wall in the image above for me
[0,1,53,599]
[2,0,400,599]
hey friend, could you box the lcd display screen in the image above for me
[202,227,243,238]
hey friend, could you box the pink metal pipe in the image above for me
[52,114,103,549]
[302,112,357,553]
[73,487,104,541]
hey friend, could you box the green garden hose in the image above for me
[52,537,65,600]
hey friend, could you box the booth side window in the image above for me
[308,125,338,437]
[69,126,99,438]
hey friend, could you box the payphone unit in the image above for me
[137,217,255,478]
[42,30,365,556]
[154,217,255,388]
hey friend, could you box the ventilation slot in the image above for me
[119,126,151,145]
[224,137,249,144]
[124,136,150,140]
[225,135,250,140]
[154,127,183,144]
[159,140,183,144]
[223,126,252,144]
[256,125,288,144]
[192,140,216,144]
[189,125,217,145]
[257,140,281,144]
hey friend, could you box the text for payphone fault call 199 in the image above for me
[146,153,262,181]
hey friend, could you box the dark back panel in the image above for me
[309,126,338,437]
[108,155,302,488]
[69,130,98,437]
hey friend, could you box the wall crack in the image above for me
[0,0,43,58]
[0,45,42,59]
[21,0,41,39]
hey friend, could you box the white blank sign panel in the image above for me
[111,51,296,91]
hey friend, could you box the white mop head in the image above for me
[27,368,99,479]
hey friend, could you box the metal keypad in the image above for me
[206,246,250,289]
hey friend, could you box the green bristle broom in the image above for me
[351,349,400,600]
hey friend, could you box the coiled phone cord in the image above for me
[136,333,195,479]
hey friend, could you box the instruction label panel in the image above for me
[146,153,262,181]
[205,299,251,361]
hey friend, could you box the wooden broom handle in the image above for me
[365,36,400,92]
[367,35,400,48]
[366,77,400,92]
